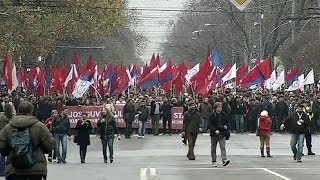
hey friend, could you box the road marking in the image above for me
[154,167,311,170]
[261,168,291,180]
[150,168,157,176]
[140,168,148,180]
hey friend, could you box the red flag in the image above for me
[86,55,94,71]
[36,68,45,96]
[2,54,13,90]
[115,67,131,95]
[73,53,80,65]
[236,64,248,84]
[258,57,272,79]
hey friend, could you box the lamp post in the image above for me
[262,21,292,58]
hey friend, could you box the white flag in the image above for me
[185,63,200,83]
[222,63,237,82]
[9,64,19,94]
[64,64,74,88]
[304,69,314,85]
[72,73,94,98]
[265,70,276,90]
[159,63,167,73]
[272,70,285,90]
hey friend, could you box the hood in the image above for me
[9,115,39,128]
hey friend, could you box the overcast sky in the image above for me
[128,0,186,62]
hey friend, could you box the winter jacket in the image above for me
[52,115,71,136]
[231,100,246,115]
[150,101,162,115]
[183,110,202,134]
[97,117,119,140]
[283,111,310,134]
[0,115,56,177]
[76,120,92,146]
[259,116,272,133]
[136,105,149,122]
[275,101,289,118]
[123,104,136,122]
[161,102,173,119]
[208,111,229,138]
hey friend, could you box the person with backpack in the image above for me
[97,108,121,163]
[52,107,71,164]
[75,112,92,163]
[0,104,13,177]
[0,101,55,180]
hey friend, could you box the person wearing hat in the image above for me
[280,104,310,162]
[209,102,230,167]
[257,110,272,158]
[183,100,202,160]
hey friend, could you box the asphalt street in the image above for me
[46,133,320,180]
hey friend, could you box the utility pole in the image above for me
[291,0,296,43]
[318,0,320,39]
[259,0,263,59]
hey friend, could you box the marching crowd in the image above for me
[0,89,318,178]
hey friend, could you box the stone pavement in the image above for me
[46,133,320,180]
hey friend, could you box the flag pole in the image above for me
[90,84,103,100]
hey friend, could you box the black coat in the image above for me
[150,101,162,115]
[208,111,229,138]
[161,102,173,119]
[76,120,92,146]
[97,117,119,140]
[136,105,150,122]
[123,104,136,122]
[283,111,309,134]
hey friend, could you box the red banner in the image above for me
[67,105,184,129]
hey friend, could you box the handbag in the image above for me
[256,117,260,136]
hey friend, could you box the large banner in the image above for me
[67,105,184,129]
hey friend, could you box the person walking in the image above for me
[75,112,92,163]
[0,104,13,177]
[123,99,135,139]
[45,110,58,163]
[136,100,150,138]
[209,102,230,167]
[183,100,202,160]
[97,108,121,163]
[280,104,310,162]
[52,107,71,164]
[0,101,55,179]
[258,110,272,158]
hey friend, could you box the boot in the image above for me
[266,147,272,157]
[308,148,315,155]
[260,147,265,158]
[80,150,85,163]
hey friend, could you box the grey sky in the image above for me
[128,0,186,62]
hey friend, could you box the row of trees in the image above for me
[162,0,320,72]
[0,0,147,66]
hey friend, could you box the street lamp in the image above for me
[262,21,292,58]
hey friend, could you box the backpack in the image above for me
[11,125,36,169]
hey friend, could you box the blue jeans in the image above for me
[101,137,114,160]
[139,121,146,136]
[234,114,244,132]
[54,133,68,162]
[0,154,5,176]
[290,134,305,160]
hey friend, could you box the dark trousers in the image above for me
[125,121,133,138]
[305,131,312,151]
[186,132,198,159]
[101,137,114,160]
[162,118,172,134]
[6,174,43,180]
[79,145,88,161]
[0,154,5,176]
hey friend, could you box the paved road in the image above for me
[47,133,320,180]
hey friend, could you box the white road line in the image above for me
[261,168,291,180]
[150,168,157,176]
[140,168,148,180]
[154,167,311,170]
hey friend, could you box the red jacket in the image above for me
[45,117,54,131]
[259,116,272,133]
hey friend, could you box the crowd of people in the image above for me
[0,89,318,178]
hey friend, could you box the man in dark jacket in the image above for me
[161,97,173,135]
[209,102,230,167]
[280,104,310,162]
[123,99,136,139]
[0,101,56,179]
[52,107,71,164]
[137,100,150,138]
[199,97,213,132]
[183,100,202,160]
[276,96,289,132]
[231,96,246,133]
[150,97,162,135]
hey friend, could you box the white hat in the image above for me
[260,110,268,117]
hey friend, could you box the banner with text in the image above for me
[67,105,184,129]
